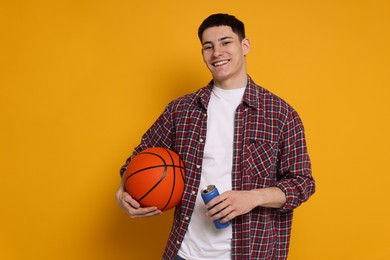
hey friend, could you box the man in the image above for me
[116,13,315,259]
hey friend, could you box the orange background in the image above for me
[1,0,389,259]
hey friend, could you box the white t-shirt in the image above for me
[178,86,245,260]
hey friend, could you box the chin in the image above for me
[212,74,230,83]
[210,69,229,79]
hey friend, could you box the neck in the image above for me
[214,73,248,90]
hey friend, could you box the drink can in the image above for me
[201,184,231,229]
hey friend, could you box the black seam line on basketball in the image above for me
[134,151,169,205]
[161,148,176,211]
[125,165,185,182]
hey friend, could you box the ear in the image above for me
[242,38,251,56]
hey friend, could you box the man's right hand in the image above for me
[116,179,162,218]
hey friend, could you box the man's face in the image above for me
[201,25,250,85]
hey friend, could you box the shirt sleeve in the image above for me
[119,103,174,177]
[275,109,315,211]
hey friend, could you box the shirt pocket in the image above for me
[244,139,278,188]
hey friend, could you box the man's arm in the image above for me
[207,108,315,222]
[116,103,174,218]
[274,108,315,211]
[205,187,286,223]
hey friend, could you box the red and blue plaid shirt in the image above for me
[120,76,315,259]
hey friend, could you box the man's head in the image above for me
[198,14,250,88]
[198,13,245,43]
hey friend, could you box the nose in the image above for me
[212,45,222,58]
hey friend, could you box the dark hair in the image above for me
[198,13,245,42]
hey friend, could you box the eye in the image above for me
[203,45,213,51]
[222,41,231,46]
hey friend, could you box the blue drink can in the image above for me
[201,185,231,229]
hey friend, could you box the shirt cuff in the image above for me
[276,182,300,212]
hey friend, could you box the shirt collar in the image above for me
[242,75,261,110]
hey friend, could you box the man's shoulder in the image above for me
[248,80,294,114]
[248,83,305,134]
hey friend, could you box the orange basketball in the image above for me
[124,147,186,211]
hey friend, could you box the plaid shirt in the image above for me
[120,76,315,259]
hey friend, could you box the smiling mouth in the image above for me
[213,60,229,67]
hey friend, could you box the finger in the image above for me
[206,199,229,216]
[116,192,136,211]
[210,204,233,222]
[121,194,162,217]
[205,194,227,209]
[123,193,141,209]
[121,199,161,218]
[130,207,162,218]
[219,211,234,223]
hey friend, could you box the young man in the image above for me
[116,13,315,259]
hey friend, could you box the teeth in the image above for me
[213,60,228,67]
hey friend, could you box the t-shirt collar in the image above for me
[198,75,261,111]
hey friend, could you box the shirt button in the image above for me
[192,190,196,195]
[200,138,204,143]
[176,240,180,244]
[203,113,207,117]
[185,216,189,221]
[196,165,201,169]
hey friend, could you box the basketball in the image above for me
[124,147,186,211]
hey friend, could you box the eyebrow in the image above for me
[202,36,234,46]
